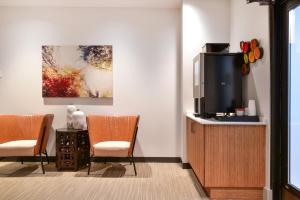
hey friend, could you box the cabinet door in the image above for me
[193,122,205,185]
[205,125,266,188]
[186,118,205,185]
[186,118,194,167]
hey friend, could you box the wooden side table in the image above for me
[56,128,90,171]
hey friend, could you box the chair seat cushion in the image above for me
[0,140,37,157]
[93,141,130,157]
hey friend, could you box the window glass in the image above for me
[289,6,300,190]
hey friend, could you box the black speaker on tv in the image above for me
[193,51,243,118]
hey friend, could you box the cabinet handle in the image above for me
[285,185,290,190]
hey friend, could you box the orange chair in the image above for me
[0,114,54,174]
[86,115,140,176]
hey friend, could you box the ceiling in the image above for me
[0,0,182,8]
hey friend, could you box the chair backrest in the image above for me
[0,114,54,155]
[0,115,46,143]
[87,115,140,155]
[34,114,54,155]
[0,115,32,143]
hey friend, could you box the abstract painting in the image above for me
[42,45,113,98]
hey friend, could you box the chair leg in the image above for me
[45,150,49,164]
[87,156,92,175]
[40,154,45,174]
[21,157,24,164]
[129,157,132,165]
[131,155,137,176]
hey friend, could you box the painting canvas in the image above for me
[42,45,113,98]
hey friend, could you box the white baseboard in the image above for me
[263,187,273,200]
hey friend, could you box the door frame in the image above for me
[271,0,300,198]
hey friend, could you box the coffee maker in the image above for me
[193,43,243,118]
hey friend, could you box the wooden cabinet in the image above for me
[56,129,90,171]
[186,117,266,199]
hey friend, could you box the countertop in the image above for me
[186,112,266,126]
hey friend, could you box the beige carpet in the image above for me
[0,161,208,200]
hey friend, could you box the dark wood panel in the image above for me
[284,189,300,200]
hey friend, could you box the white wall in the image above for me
[229,1,271,198]
[181,0,231,162]
[0,7,181,157]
